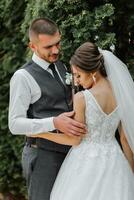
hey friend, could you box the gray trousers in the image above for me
[22,145,67,200]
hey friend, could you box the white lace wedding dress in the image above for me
[50,90,134,200]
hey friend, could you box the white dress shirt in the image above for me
[8,53,61,136]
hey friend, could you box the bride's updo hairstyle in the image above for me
[70,42,107,77]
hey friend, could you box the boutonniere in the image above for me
[65,72,72,85]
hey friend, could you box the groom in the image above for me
[8,17,86,200]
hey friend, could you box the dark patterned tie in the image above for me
[49,63,63,86]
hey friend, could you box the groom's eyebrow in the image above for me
[44,39,61,49]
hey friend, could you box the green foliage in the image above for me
[58,3,115,63]
[0,0,134,198]
[0,0,27,198]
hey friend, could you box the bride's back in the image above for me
[90,78,117,115]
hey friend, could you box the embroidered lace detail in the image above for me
[83,90,120,143]
[70,90,121,163]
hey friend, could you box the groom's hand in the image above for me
[53,111,87,136]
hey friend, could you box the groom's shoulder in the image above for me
[13,60,32,73]
[11,60,33,80]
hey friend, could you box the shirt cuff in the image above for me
[30,117,56,135]
[41,117,55,132]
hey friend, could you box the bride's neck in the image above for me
[93,73,108,88]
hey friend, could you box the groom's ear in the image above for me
[28,41,37,52]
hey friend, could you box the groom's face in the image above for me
[29,31,61,63]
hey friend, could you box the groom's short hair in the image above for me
[29,17,59,40]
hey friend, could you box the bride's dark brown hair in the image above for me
[70,42,107,77]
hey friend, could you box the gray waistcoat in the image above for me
[23,60,72,153]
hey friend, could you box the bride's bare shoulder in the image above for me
[74,91,85,100]
[74,91,85,106]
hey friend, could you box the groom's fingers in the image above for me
[53,111,87,136]
[66,123,87,136]
[63,111,75,117]
[64,118,87,136]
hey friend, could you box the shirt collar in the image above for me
[32,53,50,70]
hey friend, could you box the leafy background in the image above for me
[0,0,134,199]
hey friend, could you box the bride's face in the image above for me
[72,65,94,89]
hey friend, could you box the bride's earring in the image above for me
[91,73,96,84]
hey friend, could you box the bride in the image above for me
[32,42,134,199]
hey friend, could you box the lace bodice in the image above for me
[82,90,120,144]
[70,90,121,162]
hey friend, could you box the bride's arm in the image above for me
[31,92,86,146]
[118,123,134,172]
[32,132,82,146]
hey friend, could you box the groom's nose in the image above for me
[51,45,60,55]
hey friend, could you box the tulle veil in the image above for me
[100,49,134,154]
